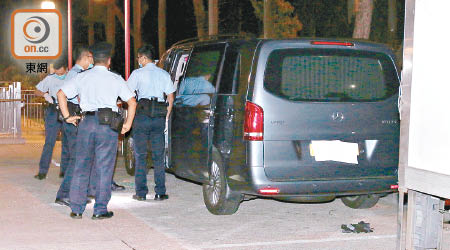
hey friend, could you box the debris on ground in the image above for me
[341,221,373,233]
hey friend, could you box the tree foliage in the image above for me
[0,65,43,88]
[292,0,352,38]
[250,0,302,38]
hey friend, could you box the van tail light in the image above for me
[311,41,354,46]
[259,187,280,195]
[244,101,264,141]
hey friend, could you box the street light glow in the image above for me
[41,1,56,9]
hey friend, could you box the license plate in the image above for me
[310,140,359,164]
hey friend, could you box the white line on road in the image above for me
[200,234,396,249]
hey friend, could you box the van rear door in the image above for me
[254,41,400,182]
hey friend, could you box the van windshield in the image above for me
[264,49,399,102]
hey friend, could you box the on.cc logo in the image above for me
[23,16,51,44]
[11,9,61,59]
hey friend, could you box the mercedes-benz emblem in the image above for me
[331,112,344,122]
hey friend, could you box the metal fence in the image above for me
[0,82,25,144]
[22,89,45,129]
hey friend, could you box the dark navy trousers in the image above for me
[56,122,77,199]
[60,131,69,174]
[69,115,118,215]
[38,107,62,174]
[132,114,166,197]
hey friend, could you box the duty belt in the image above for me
[137,98,167,117]
[83,111,96,116]
[150,97,163,102]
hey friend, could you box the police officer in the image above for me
[127,44,175,201]
[57,42,136,219]
[55,46,93,206]
[34,60,68,180]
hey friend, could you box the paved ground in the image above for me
[0,138,449,250]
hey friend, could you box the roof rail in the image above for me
[171,34,254,47]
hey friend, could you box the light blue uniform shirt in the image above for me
[61,66,134,112]
[178,76,216,106]
[66,64,83,80]
[36,74,66,103]
[64,64,84,104]
[126,63,176,101]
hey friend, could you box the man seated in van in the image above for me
[177,73,215,106]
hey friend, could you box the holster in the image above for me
[97,108,124,132]
[137,98,167,117]
[97,108,113,125]
[68,102,82,116]
[110,111,124,132]
[57,102,81,122]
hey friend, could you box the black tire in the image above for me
[123,136,135,176]
[341,194,380,209]
[202,150,242,215]
[124,134,155,176]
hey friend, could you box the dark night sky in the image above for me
[109,0,261,76]
[75,0,262,76]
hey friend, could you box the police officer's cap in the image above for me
[90,42,112,58]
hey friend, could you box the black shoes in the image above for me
[132,194,146,201]
[111,182,125,191]
[133,194,168,201]
[71,211,114,220]
[34,173,46,180]
[70,212,82,219]
[55,198,70,207]
[154,194,169,201]
[92,211,114,220]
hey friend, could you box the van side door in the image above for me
[171,43,227,182]
[164,47,191,169]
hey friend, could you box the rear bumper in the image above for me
[229,166,397,197]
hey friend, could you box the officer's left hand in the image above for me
[66,116,81,126]
[121,123,132,134]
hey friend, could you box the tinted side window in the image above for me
[177,45,225,106]
[264,49,399,102]
[218,48,239,95]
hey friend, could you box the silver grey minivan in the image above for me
[132,37,400,215]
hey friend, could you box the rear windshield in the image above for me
[264,49,399,102]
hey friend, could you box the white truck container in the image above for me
[399,0,450,249]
